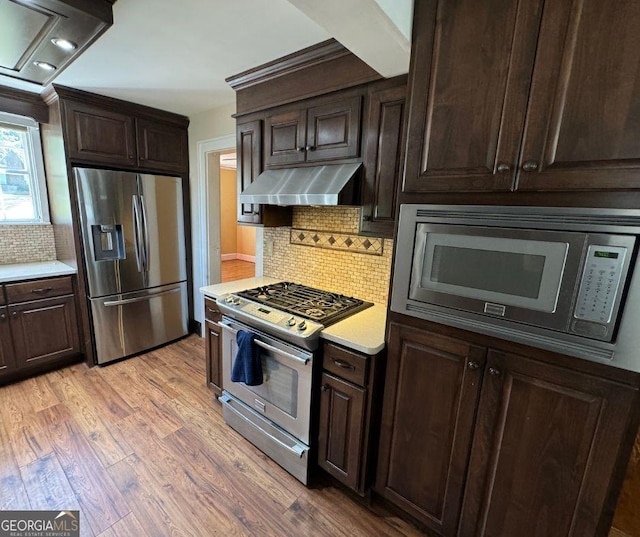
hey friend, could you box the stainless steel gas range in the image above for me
[216,282,372,484]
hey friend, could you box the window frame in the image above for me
[0,111,49,224]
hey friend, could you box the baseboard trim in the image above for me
[237,254,256,263]
[221,253,236,261]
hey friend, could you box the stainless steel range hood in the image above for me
[239,163,362,206]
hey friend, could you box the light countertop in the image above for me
[200,277,386,355]
[0,261,77,284]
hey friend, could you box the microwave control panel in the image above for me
[573,244,628,337]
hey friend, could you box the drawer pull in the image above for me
[333,359,355,370]
[320,384,330,392]
[31,287,53,294]
[467,361,480,370]
[0,313,5,321]
[488,367,502,377]
[206,307,218,314]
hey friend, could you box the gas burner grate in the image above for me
[237,282,373,326]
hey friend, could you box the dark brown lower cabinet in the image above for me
[459,349,637,537]
[0,306,16,373]
[204,297,222,396]
[376,322,486,536]
[9,295,80,368]
[205,320,222,396]
[377,321,640,537]
[318,372,366,490]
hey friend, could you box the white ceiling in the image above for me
[1,0,411,118]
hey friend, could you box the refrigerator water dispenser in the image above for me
[91,224,125,261]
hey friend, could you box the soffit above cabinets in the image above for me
[0,0,114,86]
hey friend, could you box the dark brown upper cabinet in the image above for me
[237,119,291,227]
[136,119,188,174]
[516,0,640,191]
[237,119,263,225]
[404,0,640,194]
[265,95,362,168]
[56,86,189,174]
[361,79,406,238]
[64,100,137,167]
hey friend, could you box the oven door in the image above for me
[219,316,313,444]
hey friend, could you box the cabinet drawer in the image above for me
[323,342,368,386]
[205,297,222,323]
[6,277,74,304]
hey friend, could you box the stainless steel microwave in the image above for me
[391,205,640,371]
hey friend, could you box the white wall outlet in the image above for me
[265,239,274,257]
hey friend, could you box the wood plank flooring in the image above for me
[221,259,255,282]
[0,336,425,537]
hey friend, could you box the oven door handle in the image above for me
[218,321,310,365]
[253,339,309,365]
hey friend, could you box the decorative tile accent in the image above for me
[0,224,57,265]
[263,206,393,305]
[290,228,384,256]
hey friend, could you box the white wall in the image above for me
[188,101,236,330]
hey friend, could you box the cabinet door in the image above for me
[264,109,306,167]
[9,296,80,369]
[136,119,188,173]
[237,120,263,224]
[459,350,638,537]
[0,307,16,374]
[306,96,362,162]
[517,1,640,191]
[361,84,405,237]
[63,101,137,167]
[318,372,366,491]
[403,0,543,193]
[376,322,486,535]
[205,320,222,396]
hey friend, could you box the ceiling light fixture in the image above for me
[51,38,77,51]
[33,61,57,71]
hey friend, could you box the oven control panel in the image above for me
[216,294,324,343]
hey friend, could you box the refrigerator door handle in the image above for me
[103,286,181,307]
[139,195,150,273]
[132,195,143,273]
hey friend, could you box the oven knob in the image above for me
[287,317,296,327]
[232,298,241,305]
[225,296,234,303]
[298,320,307,331]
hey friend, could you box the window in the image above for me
[0,112,49,223]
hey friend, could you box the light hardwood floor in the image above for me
[0,336,425,537]
[221,259,255,283]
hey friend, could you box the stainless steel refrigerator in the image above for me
[74,167,188,365]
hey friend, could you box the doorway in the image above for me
[218,151,256,282]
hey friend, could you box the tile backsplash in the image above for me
[263,207,393,305]
[0,224,57,265]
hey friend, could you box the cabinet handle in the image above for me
[467,361,480,370]
[31,287,53,294]
[11,311,17,317]
[253,210,260,215]
[206,307,217,314]
[488,367,502,377]
[333,358,355,370]
[362,215,371,222]
[296,146,305,152]
[305,145,315,151]
[129,154,134,159]
[522,161,539,172]
[140,156,146,161]
[0,313,6,321]
[496,163,511,173]
[320,384,330,392]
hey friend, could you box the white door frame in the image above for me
[193,134,235,333]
